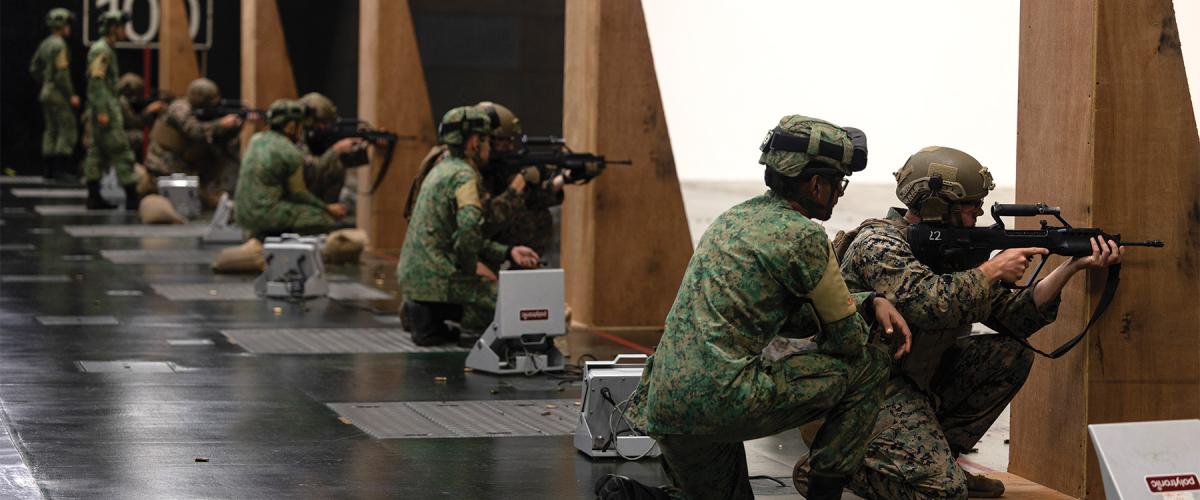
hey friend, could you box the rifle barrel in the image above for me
[1121,240,1165,247]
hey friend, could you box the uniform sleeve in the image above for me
[86,50,118,121]
[776,231,870,357]
[526,166,565,210]
[844,230,995,330]
[451,171,486,274]
[51,44,75,97]
[285,165,328,209]
[168,101,219,142]
[303,147,346,195]
[983,282,1061,338]
[483,186,523,234]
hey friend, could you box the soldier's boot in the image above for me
[964,470,1005,498]
[593,474,669,500]
[85,180,117,210]
[42,156,56,180]
[805,474,849,500]
[122,183,141,211]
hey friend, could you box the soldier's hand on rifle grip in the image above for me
[979,247,1049,284]
[332,138,361,155]
[509,246,539,269]
[509,173,526,194]
[872,297,912,359]
[218,114,241,129]
[1070,236,1124,271]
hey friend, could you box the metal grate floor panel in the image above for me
[0,176,46,185]
[221,328,466,354]
[152,282,392,301]
[0,244,35,252]
[327,399,579,439]
[37,316,119,326]
[77,361,177,373]
[34,205,129,216]
[101,248,225,265]
[9,188,86,198]
[3,275,70,283]
[65,225,208,238]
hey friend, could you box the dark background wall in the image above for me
[1,0,563,175]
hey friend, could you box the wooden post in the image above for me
[356,0,436,253]
[1010,0,1200,497]
[240,0,297,144]
[158,0,199,95]
[562,0,693,329]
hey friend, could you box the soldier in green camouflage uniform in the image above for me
[83,11,138,210]
[299,92,370,218]
[597,115,913,500]
[396,106,540,346]
[30,8,80,180]
[235,100,346,237]
[115,73,165,161]
[145,78,243,208]
[812,146,1122,499]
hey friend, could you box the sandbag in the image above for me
[134,164,157,195]
[138,194,185,225]
[322,228,368,264]
[211,238,265,274]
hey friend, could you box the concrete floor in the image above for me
[0,177,1025,499]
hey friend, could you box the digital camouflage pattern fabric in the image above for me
[301,140,368,205]
[396,154,509,317]
[30,33,77,157]
[83,38,134,184]
[623,190,890,498]
[234,130,332,235]
[145,99,241,199]
[833,208,1060,498]
[482,165,564,256]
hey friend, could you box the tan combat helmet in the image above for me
[476,101,522,139]
[894,146,995,222]
[116,73,144,97]
[186,78,220,109]
[300,92,338,124]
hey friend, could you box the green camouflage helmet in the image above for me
[758,114,868,177]
[267,99,310,127]
[97,10,130,35]
[116,73,144,97]
[895,146,996,221]
[437,106,492,146]
[46,8,74,28]
[186,78,220,108]
[300,92,338,124]
[476,101,522,139]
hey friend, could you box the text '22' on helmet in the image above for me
[894,146,995,222]
[437,106,492,146]
[758,114,867,178]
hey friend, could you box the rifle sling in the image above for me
[1004,263,1121,359]
[368,138,398,195]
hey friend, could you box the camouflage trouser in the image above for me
[241,202,334,238]
[83,122,135,184]
[845,334,1033,500]
[645,344,889,500]
[40,98,77,157]
[461,278,497,333]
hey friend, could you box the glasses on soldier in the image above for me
[957,200,984,215]
[825,176,849,195]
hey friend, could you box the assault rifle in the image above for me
[305,119,416,194]
[192,99,265,121]
[495,135,631,184]
[907,202,1164,358]
[128,89,173,113]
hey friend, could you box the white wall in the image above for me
[644,1,1200,186]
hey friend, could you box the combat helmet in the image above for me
[267,99,310,127]
[476,101,522,139]
[46,8,74,28]
[894,146,995,222]
[186,78,220,109]
[437,106,492,146]
[97,10,130,35]
[759,114,867,177]
[300,92,338,124]
[116,74,144,97]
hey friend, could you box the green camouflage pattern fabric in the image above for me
[482,165,564,255]
[234,130,332,235]
[301,140,368,204]
[30,34,77,156]
[623,190,889,485]
[145,99,241,195]
[83,38,134,184]
[834,208,1059,498]
[396,154,509,306]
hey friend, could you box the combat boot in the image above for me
[805,474,848,500]
[42,156,57,180]
[593,474,669,500]
[965,470,1005,498]
[85,180,116,210]
[122,183,141,211]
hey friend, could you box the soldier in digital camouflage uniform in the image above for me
[115,73,165,161]
[83,11,138,210]
[299,92,370,220]
[596,115,913,500]
[235,99,346,237]
[30,8,80,180]
[145,78,243,208]
[396,106,540,346]
[807,146,1122,499]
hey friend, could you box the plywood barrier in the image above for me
[239,0,298,153]
[561,0,693,330]
[158,0,200,96]
[1011,0,1200,497]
